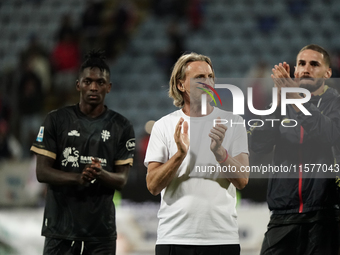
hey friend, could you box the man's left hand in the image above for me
[209,117,228,162]
[82,157,102,183]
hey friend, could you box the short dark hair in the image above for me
[79,49,110,76]
[298,44,331,67]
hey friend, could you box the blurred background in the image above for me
[0,0,340,254]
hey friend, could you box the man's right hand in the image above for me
[146,118,190,196]
[80,164,96,186]
[271,62,292,106]
[174,117,189,157]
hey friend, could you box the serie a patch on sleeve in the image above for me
[36,126,44,142]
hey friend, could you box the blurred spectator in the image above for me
[188,0,205,31]
[80,0,105,51]
[0,119,12,160]
[156,22,185,76]
[0,91,22,160]
[51,30,81,73]
[20,34,49,63]
[244,61,273,121]
[51,16,81,99]
[56,14,78,43]
[0,118,22,160]
[327,50,340,93]
[0,91,11,123]
[18,68,44,158]
[20,35,52,94]
[331,49,340,78]
[104,0,137,59]
[167,22,185,66]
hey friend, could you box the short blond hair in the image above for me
[169,52,214,108]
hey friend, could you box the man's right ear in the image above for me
[177,82,185,92]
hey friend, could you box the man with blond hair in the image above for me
[144,52,249,255]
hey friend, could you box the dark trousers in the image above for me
[43,237,116,255]
[260,220,339,255]
[156,244,240,255]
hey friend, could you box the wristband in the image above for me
[217,149,228,164]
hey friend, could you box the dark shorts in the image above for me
[43,237,116,255]
[156,244,240,255]
[260,219,340,255]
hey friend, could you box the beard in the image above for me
[298,77,324,93]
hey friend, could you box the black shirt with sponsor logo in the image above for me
[31,104,135,241]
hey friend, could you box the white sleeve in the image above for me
[144,120,169,167]
[229,115,249,157]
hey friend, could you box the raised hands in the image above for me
[271,62,294,84]
[271,62,299,104]
[174,117,189,156]
[209,117,228,162]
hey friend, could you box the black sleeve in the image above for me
[249,106,281,154]
[30,111,58,159]
[297,97,340,145]
[114,121,135,166]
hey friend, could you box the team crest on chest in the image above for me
[62,147,79,167]
[101,130,110,142]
